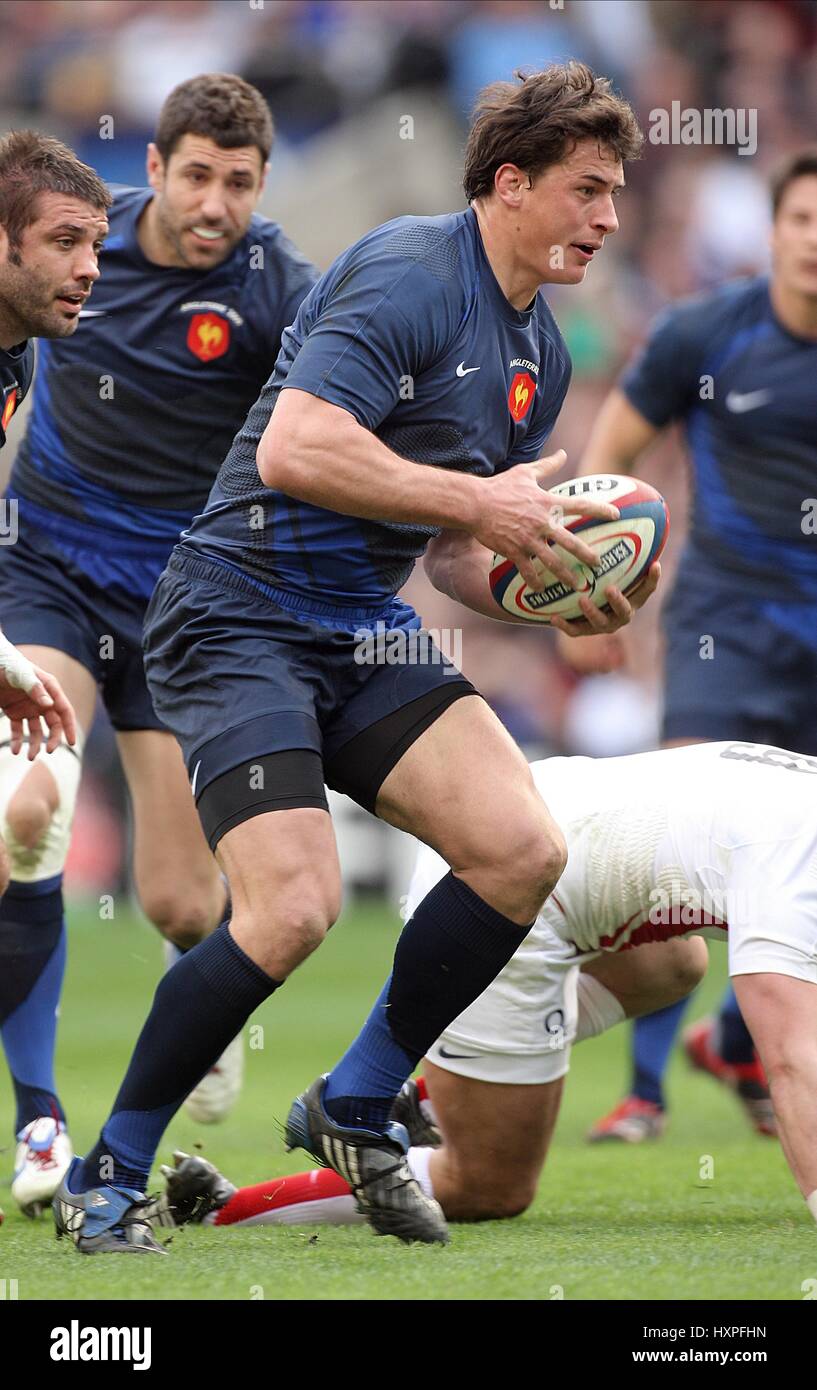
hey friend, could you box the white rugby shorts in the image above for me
[407,843,586,1086]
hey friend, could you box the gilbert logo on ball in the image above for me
[489,475,669,624]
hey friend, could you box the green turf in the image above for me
[1,899,814,1300]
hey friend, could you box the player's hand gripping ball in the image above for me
[490,474,669,624]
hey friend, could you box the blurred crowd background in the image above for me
[1,0,813,900]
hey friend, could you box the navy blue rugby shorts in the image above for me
[143,548,477,846]
[661,556,817,751]
[0,510,163,731]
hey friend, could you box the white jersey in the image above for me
[529,741,817,980]
[407,742,817,1085]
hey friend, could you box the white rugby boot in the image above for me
[183,1032,245,1124]
[12,1116,73,1217]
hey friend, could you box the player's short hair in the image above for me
[155,73,274,168]
[463,61,643,202]
[0,130,110,257]
[770,148,817,216]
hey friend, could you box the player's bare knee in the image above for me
[534,824,568,894]
[270,878,341,961]
[453,1173,535,1221]
[286,896,339,955]
[438,1142,537,1220]
[478,807,566,908]
[5,786,55,852]
[663,937,708,1002]
[487,1183,535,1220]
[675,938,708,995]
[159,911,212,952]
[141,890,216,949]
[506,818,567,908]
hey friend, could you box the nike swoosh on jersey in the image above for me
[455,362,480,377]
[77,309,109,318]
[437,1044,480,1059]
[724,389,772,412]
[190,760,202,797]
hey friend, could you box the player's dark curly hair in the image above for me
[463,61,643,202]
[0,130,110,262]
[156,73,274,167]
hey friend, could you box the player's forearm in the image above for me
[424,534,530,623]
[732,973,817,1217]
[258,389,482,532]
[764,1054,817,1207]
[578,388,658,477]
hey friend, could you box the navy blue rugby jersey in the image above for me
[0,341,34,450]
[181,207,572,613]
[621,276,817,603]
[8,186,317,597]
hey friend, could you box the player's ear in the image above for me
[145,143,165,193]
[494,163,528,209]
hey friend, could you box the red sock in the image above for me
[214,1168,359,1227]
[415,1074,429,1103]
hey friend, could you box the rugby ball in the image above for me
[489,474,669,624]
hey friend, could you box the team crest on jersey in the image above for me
[1,387,18,432]
[508,371,536,422]
[187,312,231,362]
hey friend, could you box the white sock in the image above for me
[408,1145,435,1198]
[575,972,626,1042]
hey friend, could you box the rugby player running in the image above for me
[0,130,103,1219]
[0,129,103,872]
[0,77,317,1216]
[55,61,659,1252]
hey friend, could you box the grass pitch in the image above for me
[1,899,814,1301]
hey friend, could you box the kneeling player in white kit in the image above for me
[157,741,817,1233]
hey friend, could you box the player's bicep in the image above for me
[257,389,362,487]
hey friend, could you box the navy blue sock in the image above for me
[324,872,533,1129]
[631,996,690,1109]
[714,984,754,1065]
[76,923,279,1192]
[0,876,67,1135]
[323,976,413,1128]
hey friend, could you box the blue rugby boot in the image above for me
[285,1075,449,1245]
[52,1158,166,1254]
